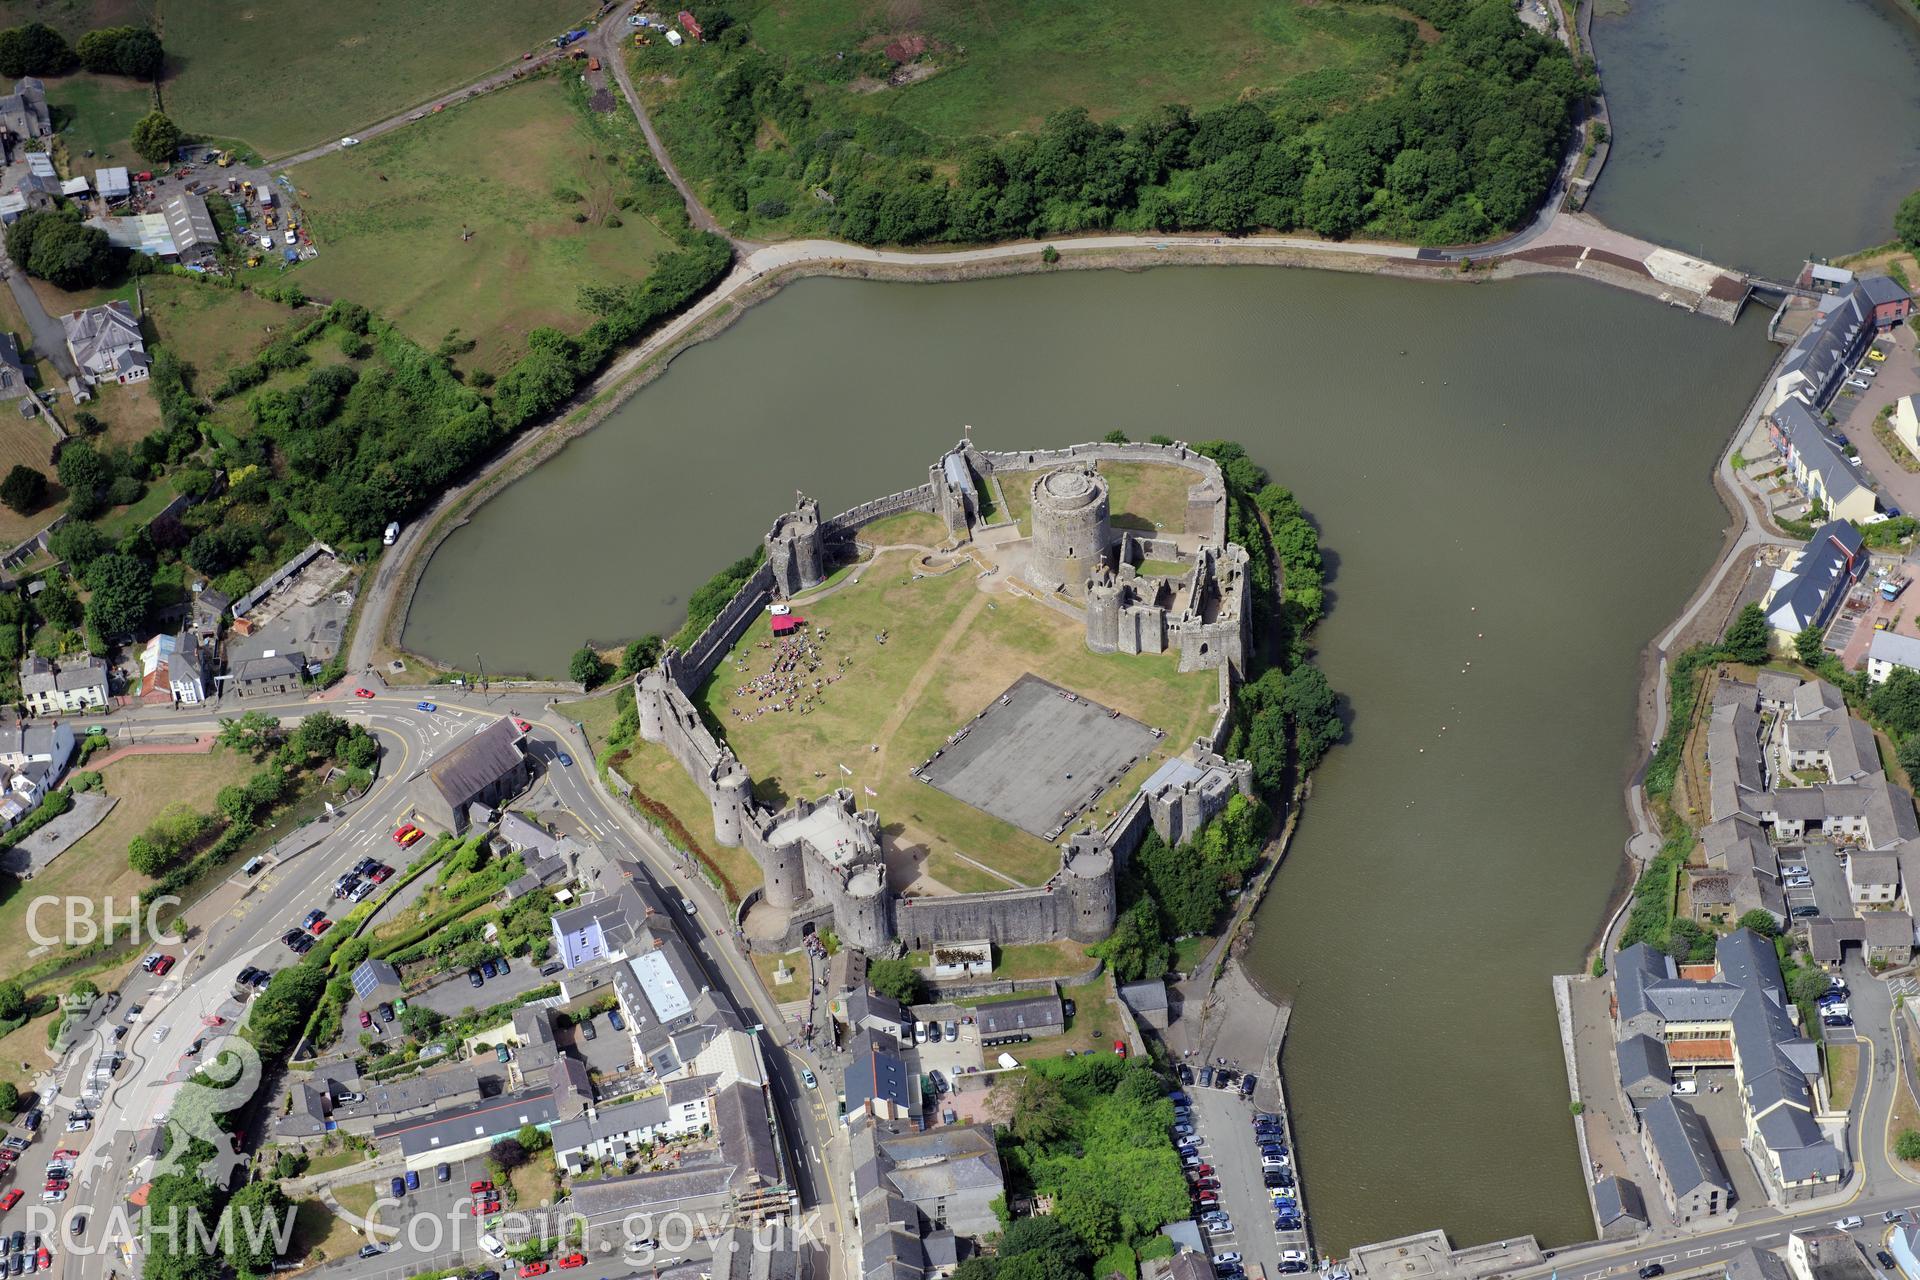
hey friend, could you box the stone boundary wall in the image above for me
[823,485,936,536]
[1552,973,1606,1237]
[1208,667,1235,752]
[674,561,776,694]
[1101,787,1155,864]
[927,961,1103,1000]
[977,441,1227,543]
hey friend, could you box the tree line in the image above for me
[0,21,161,79]
[660,0,1589,245]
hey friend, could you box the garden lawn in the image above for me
[0,415,63,546]
[42,72,152,166]
[141,276,305,385]
[287,76,676,374]
[856,509,948,548]
[0,750,254,979]
[158,0,590,156]
[698,550,1215,886]
[736,0,1412,140]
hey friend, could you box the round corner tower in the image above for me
[1029,465,1112,593]
[836,864,892,953]
[766,494,825,597]
[1062,842,1117,943]
[759,834,805,911]
[711,765,753,848]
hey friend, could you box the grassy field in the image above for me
[564,687,628,756]
[0,416,62,546]
[995,939,1093,979]
[612,737,763,901]
[158,0,592,157]
[739,0,1412,140]
[292,76,677,374]
[140,276,305,384]
[857,509,948,548]
[290,1198,364,1263]
[698,550,1215,886]
[1827,1041,1859,1110]
[998,460,1195,536]
[0,0,149,40]
[43,72,153,166]
[0,750,255,979]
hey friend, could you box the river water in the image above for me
[403,0,1920,1255]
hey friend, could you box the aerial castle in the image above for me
[636,438,1255,954]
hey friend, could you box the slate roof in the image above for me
[974,994,1064,1036]
[1617,1034,1670,1088]
[1593,1175,1648,1228]
[1778,288,1873,408]
[424,717,525,808]
[1613,942,1677,1025]
[60,301,146,380]
[1768,513,1868,637]
[1642,1095,1732,1197]
[1862,275,1912,308]
[845,1030,912,1116]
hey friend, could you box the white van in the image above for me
[383,522,400,546]
[914,1022,928,1045]
[242,857,265,876]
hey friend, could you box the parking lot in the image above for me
[906,1006,986,1089]
[1183,1078,1303,1280]
[358,1153,495,1271]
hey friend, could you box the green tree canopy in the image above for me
[1722,602,1771,664]
[0,981,23,1020]
[1736,909,1779,937]
[569,646,609,689]
[0,465,44,514]
[131,109,182,166]
[1794,625,1826,667]
[1873,668,1920,737]
[75,26,162,77]
[84,551,154,637]
[865,956,924,1005]
[218,1180,291,1275]
[1899,191,1920,253]
[7,210,115,290]
[54,441,109,519]
[0,23,75,77]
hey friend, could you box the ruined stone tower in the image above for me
[1028,465,1111,594]
[766,493,825,598]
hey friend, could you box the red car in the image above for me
[514,718,531,733]
[35,1248,48,1269]
[1195,1164,1213,1177]
[308,917,332,936]
[354,688,376,699]
[359,1011,373,1028]
[43,1180,67,1193]
[518,1265,548,1278]
[0,1189,21,1210]
[369,865,394,884]
[557,1255,586,1270]
[49,1151,76,1161]
[150,955,175,977]
[391,824,418,845]
[471,1180,494,1194]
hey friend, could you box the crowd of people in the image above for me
[725,626,851,721]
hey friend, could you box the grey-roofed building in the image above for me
[374,1086,561,1167]
[350,958,401,1003]
[94,166,129,202]
[1613,941,1678,1039]
[1846,851,1900,905]
[1616,1034,1671,1104]
[411,717,531,833]
[1870,631,1920,684]
[1784,714,1877,782]
[510,1006,560,1084]
[1119,979,1171,1029]
[60,300,147,387]
[550,1092,674,1172]
[568,1163,740,1218]
[1764,514,1871,642]
[854,1119,1004,1239]
[1770,284,1877,413]
[160,191,218,262]
[552,882,655,969]
[276,1082,332,1140]
[712,1080,781,1191]
[709,1228,809,1280]
[1724,1246,1795,1280]
[1757,671,1801,711]
[975,993,1065,1040]
[1864,911,1915,967]
[1708,699,1766,822]
[1788,1229,1876,1280]
[841,987,910,1043]
[845,1030,915,1124]
[0,78,50,140]
[1640,1094,1732,1223]
[20,653,108,716]
[1593,1175,1648,1239]
[228,651,306,699]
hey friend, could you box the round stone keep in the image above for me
[1029,465,1111,591]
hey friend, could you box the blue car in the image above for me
[557,751,574,767]
[416,701,436,712]
[389,1177,405,1198]
[1168,1091,1189,1105]
[404,1169,419,1191]
[608,1008,625,1031]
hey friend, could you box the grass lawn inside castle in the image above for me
[694,547,1218,891]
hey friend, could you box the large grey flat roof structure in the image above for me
[915,674,1159,839]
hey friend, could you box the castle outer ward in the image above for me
[635,438,1257,955]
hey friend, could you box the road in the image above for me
[4,679,846,1280]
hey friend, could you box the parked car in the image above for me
[359,1245,384,1259]
[1793,905,1821,919]
[436,1163,451,1184]
[557,1255,586,1270]
[0,1193,19,1212]
[518,1266,548,1278]
[608,1009,625,1031]
[404,1170,419,1192]
[802,1068,817,1089]
[359,1011,372,1028]
[379,1003,396,1023]
[469,967,485,987]
[1824,1014,1855,1027]
[390,1177,405,1198]
[1880,1252,1899,1270]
